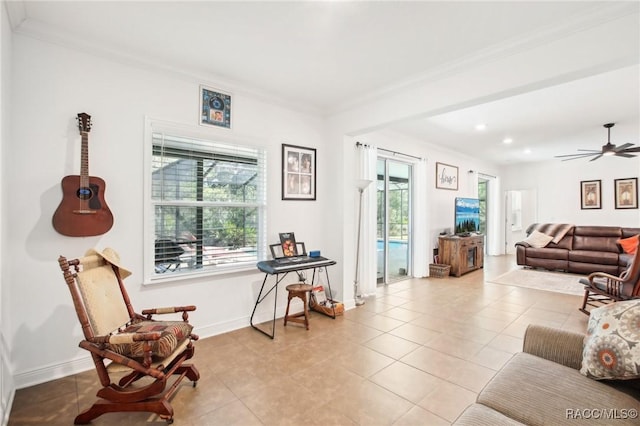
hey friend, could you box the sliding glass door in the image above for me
[377,158,412,284]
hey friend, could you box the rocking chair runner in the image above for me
[58,248,200,424]
[579,248,640,315]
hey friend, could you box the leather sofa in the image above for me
[516,224,639,275]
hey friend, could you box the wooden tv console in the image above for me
[438,235,484,277]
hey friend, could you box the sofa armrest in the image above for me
[522,324,584,370]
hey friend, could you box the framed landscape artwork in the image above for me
[282,144,316,200]
[614,177,638,209]
[580,180,601,210]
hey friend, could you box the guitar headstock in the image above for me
[77,113,92,134]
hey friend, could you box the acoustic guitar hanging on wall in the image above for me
[52,113,114,236]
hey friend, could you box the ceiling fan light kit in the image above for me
[555,123,640,161]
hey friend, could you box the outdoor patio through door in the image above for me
[377,158,412,284]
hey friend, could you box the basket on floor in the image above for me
[429,263,451,278]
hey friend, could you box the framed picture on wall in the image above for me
[199,85,231,129]
[282,144,316,200]
[580,179,601,210]
[614,177,638,209]
[435,162,458,190]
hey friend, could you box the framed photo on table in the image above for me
[614,177,638,209]
[282,144,316,200]
[199,85,231,129]
[580,180,601,210]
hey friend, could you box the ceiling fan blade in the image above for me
[589,154,603,162]
[620,146,640,153]
[614,143,633,151]
[555,152,598,158]
[614,152,637,158]
[558,154,598,161]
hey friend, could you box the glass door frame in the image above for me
[377,157,412,284]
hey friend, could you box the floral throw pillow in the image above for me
[580,300,640,380]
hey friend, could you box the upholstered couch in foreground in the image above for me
[454,307,640,425]
[516,224,640,275]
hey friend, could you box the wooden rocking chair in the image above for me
[579,248,640,315]
[58,248,199,424]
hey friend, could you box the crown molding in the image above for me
[11,15,323,117]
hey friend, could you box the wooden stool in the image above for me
[284,283,313,330]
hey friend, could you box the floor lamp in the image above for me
[354,178,373,306]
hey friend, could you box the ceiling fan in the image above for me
[555,123,640,161]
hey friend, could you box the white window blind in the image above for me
[148,128,266,281]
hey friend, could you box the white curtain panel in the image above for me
[412,158,429,277]
[355,143,377,298]
[487,176,501,255]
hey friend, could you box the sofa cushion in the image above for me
[523,247,568,260]
[454,403,526,425]
[108,320,193,359]
[523,230,553,248]
[573,235,622,253]
[581,300,640,381]
[569,250,619,265]
[477,352,640,425]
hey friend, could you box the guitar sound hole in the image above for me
[77,187,93,200]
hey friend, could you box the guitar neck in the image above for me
[80,131,89,187]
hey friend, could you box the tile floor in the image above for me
[8,255,589,425]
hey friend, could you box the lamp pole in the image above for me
[354,179,373,306]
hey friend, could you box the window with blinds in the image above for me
[148,128,266,280]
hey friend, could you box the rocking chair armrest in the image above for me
[585,271,621,283]
[141,305,196,321]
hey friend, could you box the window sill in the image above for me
[143,262,258,285]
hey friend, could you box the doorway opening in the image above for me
[376,158,412,284]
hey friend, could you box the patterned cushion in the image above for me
[580,300,640,380]
[109,320,193,359]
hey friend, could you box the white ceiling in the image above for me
[8,1,640,164]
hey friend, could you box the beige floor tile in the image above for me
[363,333,421,359]
[370,361,445,403]
[388,323,442,345]
[424,334,485,360]
[393,405,450,426]
[417,380,477,422]
[470,346,514,371]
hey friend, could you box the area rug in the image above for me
[488,268,585,296]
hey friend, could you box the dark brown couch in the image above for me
[516,224,639,275]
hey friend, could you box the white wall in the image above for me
[0,1,14,423]
[7,34,336,388]
[501,158,640,227]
